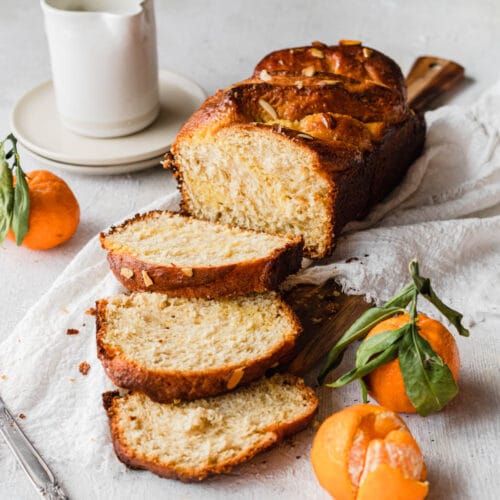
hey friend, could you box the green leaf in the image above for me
[355,324,409,368]
[399,322,459,416]
[318,283,415,384]
[409,260,469,337]
[318,305,405,383]
[360,378,369,403]
[11,163,30,245]
[0,144,14,244]
[326,342,399,388]
[383,281,417,309]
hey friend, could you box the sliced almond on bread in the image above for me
[102,373,318,481]
[100,210,303,299]
[96,292,302,402]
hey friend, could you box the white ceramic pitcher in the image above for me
[40,0,159,138]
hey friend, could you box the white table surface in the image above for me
[0,0,499,499]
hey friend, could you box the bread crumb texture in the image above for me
[108,374,318,478]
[100,292,298,371]
[102,211,296,267]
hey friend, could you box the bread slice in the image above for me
[166,42,425,258]
[96,291,302,402]
[102,373,318,481]
[100,210,303,298]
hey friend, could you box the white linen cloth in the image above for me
[1,82,499,500]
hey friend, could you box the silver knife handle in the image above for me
[0,404,69,499]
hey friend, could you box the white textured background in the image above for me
[0,0,499,499]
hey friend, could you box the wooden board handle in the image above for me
[406,56,464,113]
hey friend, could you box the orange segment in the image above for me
[357,464,429,500]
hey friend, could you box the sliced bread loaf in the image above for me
[96,292,302,402]
[100,210,303,298]
[166,42,425,258]
[102,373,318,481]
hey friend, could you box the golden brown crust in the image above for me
[253,42,406,97]
[102,375,318,481]
[173,75,406,144]
[100,210,303,299]
[96,295,303,403]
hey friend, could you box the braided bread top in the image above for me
[254,41,406,98]
[175,41,411,156]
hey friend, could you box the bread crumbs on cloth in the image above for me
[66,328,80,335]
[79,361,90,375]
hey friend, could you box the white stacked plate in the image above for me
[10,70,207,175]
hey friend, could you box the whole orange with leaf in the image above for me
[7,170,80,250]
[364,313,460,413]
[319,260,469,417]
[311,404,428,500]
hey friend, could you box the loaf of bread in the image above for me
[96,291,302,402]
[166,41,425,258]
[102,373,318,481]
[100,210,303,298]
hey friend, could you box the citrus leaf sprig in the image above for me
[0,141,14,242]
[319,260,469,416]
[0,134,30,245]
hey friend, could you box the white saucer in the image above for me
[18,142,165,176]
[10,70,206,167]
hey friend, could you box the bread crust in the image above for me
[166,42,426,259]
[100,211,304,299]
[96,294,303,403]
[102,375,318,481]
[253,42,407,97]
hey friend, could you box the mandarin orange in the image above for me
[311,404,428,500]
[363,314,460,413]
[7,170,80,250]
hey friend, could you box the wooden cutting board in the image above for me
[281,56,464,378]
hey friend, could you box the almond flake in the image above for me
[181,268,193,277]
[339,39,362,46]
[295,80,304,89]
[310,48,324,59]
[227,368,245,390]
[321,115,330,128]
[259,69,272,82]
[141,270,153,287]
[120,267,134,279]
[296,133,314,140]
[258,99,278,120]
[302,65,316,77]
[362,47,373,58]
[319,79,340,86]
